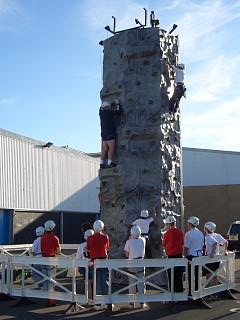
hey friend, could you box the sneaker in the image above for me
[100,164,106,169]
[94,304,103,310]
[107,162,117,168]
[46,299,58,307]
[129,302,137,308]
[140,302,148,309]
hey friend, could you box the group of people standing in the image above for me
[162,215,228,297]
[31,210,228,309]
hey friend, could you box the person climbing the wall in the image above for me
[131,208,157,258]
[99,99,122,169]
[169,63,186,114]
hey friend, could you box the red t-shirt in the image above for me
[41,232,60,257]
[87,232,109,260]
[162,227,184,256]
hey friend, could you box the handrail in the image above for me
[0,250,236,308]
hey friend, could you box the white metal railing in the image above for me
[0,244,79,257]
[3,255,88,305]
[190,252,235,300]
[0,246,236,308]
[93,258,189,305]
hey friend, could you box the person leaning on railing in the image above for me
[183,216,204,295]
[76,229,94,300]
[203,221,228,289]
[124,225,147,309]
[162,215,184,293]
[41,220,61,307]
[86,220,113,311]
[31,226,45,289]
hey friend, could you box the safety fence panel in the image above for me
[190,253,235,300]
[0,254,9,295]
[93,258,189,305]
[0,245,32,256]
[0,244,79,258]
[7,256,88,305]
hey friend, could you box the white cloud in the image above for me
[0,97,15,105]
[182,97,240,151]
[0,0,22,31]
[188,55,240,102]
[175,0,240,62]
[72,0,148,38]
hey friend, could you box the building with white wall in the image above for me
[1,128,239,244]
[0,128,100,244]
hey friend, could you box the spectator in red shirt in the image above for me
[87,219,110,311]
[162,215,184,293]
[41,220,61,307]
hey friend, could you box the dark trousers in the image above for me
[169,84,186,114]
[187,255,199,295]
[167,254,184,293]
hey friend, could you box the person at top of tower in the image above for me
[99,99,122,169]
[169,63,186,114]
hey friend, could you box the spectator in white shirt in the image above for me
[76,229,94,300]
[184,216,204,294]
[124,226,147,309]
[204,221,228,287]
[31,226,45,288]
[132,208,156,258]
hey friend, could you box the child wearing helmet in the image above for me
[184,216,204,294]
[41,220,61,307]
[131,208,156,258]
[87,220,111,310]
[31,226,45,289]
[162,214,184,293]
[124,226,147,308]
[203,221,228,289]
[76,229,94,300]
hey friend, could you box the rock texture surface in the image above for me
[99,27,183,258]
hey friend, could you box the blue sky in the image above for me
[0,0,240,153]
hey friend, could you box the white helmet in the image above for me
[84,229,94,240]
[140,209,149,218]
[164,216,176,224]
[93,220,104,232]
[130,226,141,238]
[35,226,44,236]
[204,221,216,233]
[101,101,111,109]
[44,220,56,232]
[188,216,199,226]
[177,63,185,70]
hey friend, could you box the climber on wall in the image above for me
[169,63,186,114]
[99,99,122,169]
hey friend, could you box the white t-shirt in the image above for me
[132,218,153,234]
[184,228,204,256]
[124,237,146,259]
[175,66,185,84]
[76,242,87,259]
[32,237,42,256]
[205,233,227,255]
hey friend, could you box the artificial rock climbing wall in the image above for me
[99,27,183,258]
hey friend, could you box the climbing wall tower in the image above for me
[99,26,183,258]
